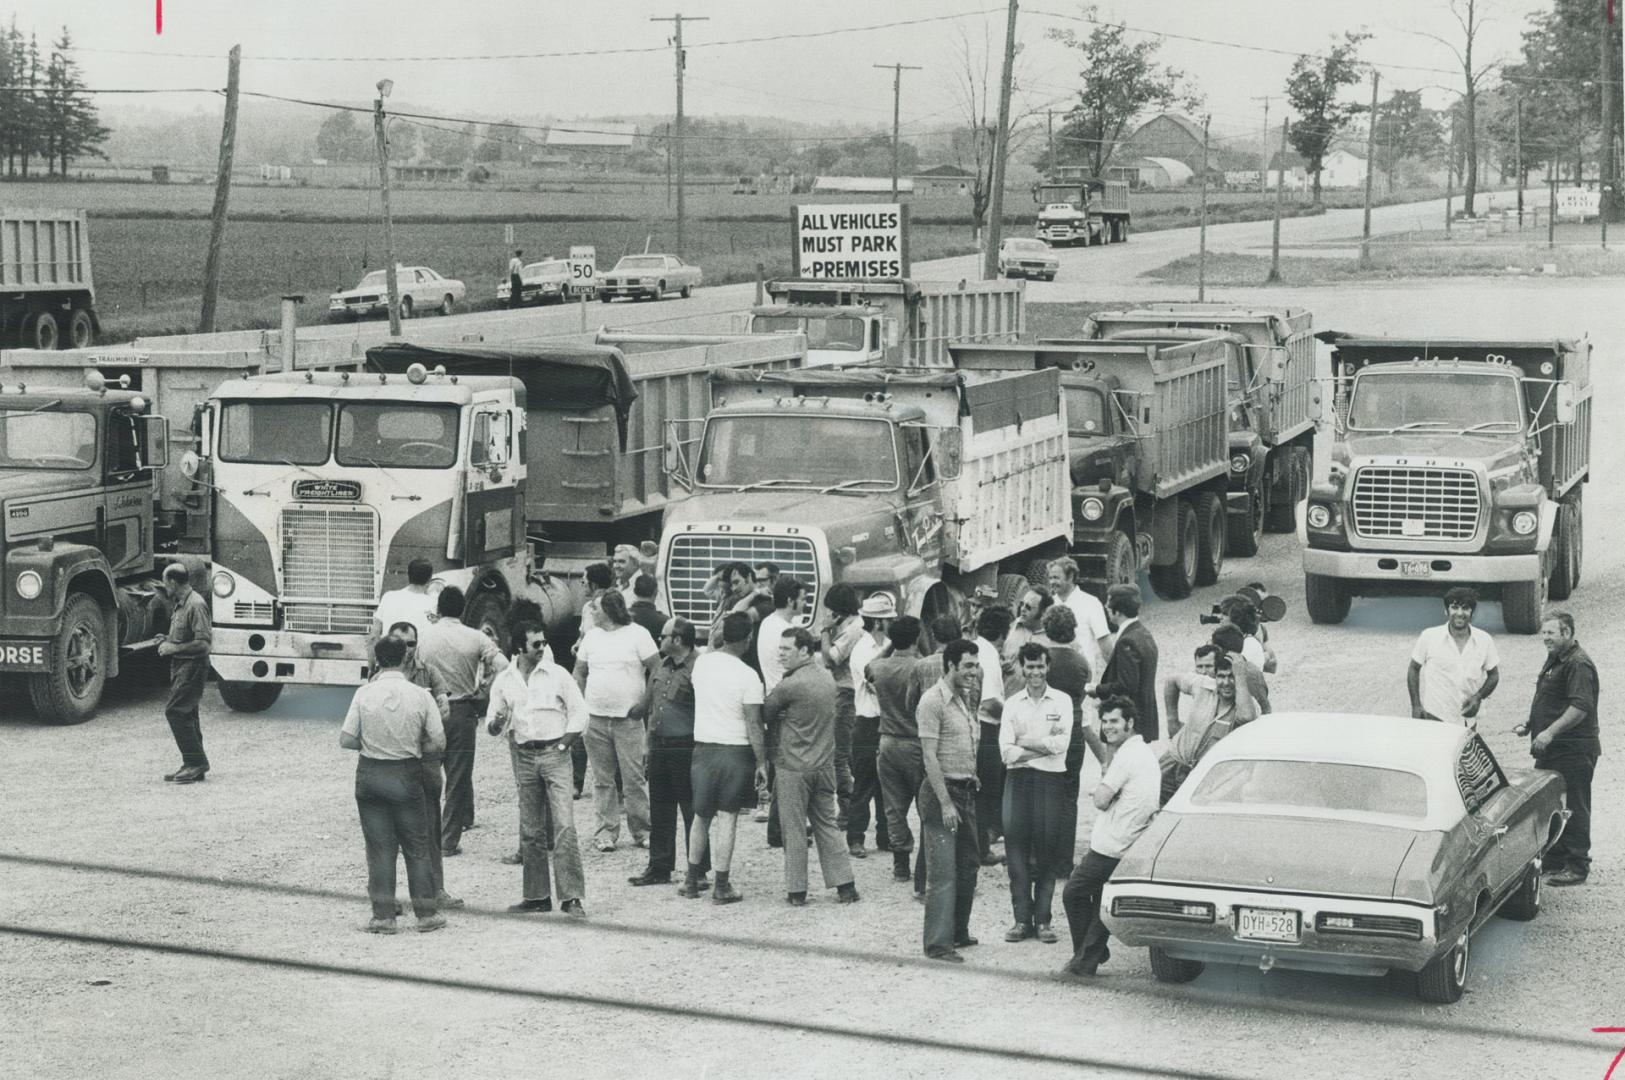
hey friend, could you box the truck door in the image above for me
[102,409,155,574]
[899,425,948,563]
[462,406,518,564]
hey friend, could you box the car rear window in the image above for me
[1189,760,1429,819]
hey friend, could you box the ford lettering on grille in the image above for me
[1351,466,1480,541]
[665,533,819,628]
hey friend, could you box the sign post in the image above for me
[790,203,909,279]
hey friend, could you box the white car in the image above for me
[328,266,467,321]
[998,237,1059,281]
[599,254,702,301]
[496,259,595,306]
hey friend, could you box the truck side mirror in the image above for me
[934,427,963,481]
[883,317,901,347]
[141,416,170,470]
[1554,383,1576,424]
[664,419,694,491]
[1307,381,1325,423]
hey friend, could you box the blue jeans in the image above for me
[356,757,436,920]
[514,741,584,903]
[920,778,979,955]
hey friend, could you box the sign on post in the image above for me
[503,223,515,245]
[1555,188,1600,222]
[791,203,909,279]
[568,245,597,295]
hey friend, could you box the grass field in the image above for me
[1144,244,1625,287]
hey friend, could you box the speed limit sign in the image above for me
[568,245,597,296]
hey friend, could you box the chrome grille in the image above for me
[665,533,819,627]
[1351,466,1480,541]
[231,601,273,623]
[284,603,375,635]
[281,507,377,633]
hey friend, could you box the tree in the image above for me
[44,28,108,175]
[943,19,1045,242]
[1372,89,1442,192]
[1284,31,1371,204]
[1045,4,1198,176]
[1411,0,1498,214]
[314,109,370,162]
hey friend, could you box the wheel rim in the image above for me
[71,314,93,348]
[65,621,99,698]
[442,295,454,315]
[1209,505,1226,575]
[1251,483,1266,543]
[1113,537,1136,586]
[1531,866,1541,911]
[1181,512,1198,580]
[1450,933,1468,987]
[37,318,58,350]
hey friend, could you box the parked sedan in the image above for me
[496,258,595,306]
[328,266,467,321]
[599,254,701,301]
[1101,713,1567,1004]
[998,237,1059,281]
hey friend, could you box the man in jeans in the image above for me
[389,621,459,910]
[489,619,589,917]
[918,639,986,963]
[629,616,710,888]
[575,590,660,852]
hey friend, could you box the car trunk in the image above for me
[1150,813,1420,899]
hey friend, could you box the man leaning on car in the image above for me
[1515,609,1599,887]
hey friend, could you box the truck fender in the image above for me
[1536,499,1559,551]
[5,544,121,678]
[901,574,940,618]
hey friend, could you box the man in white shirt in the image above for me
[1048,557,1109,678]
[1408,587,1500,726]
[999,643,1074,944]
[972,604,1013,865]
[488,620,589,917]
[843,592,895,857]
[507,248,524,308]
[613,543,652,608]
[575,590,660,852]
[683,611,767,904]
[372,558,436,642]
[1060,694,1161,977]
[756,576,807,694]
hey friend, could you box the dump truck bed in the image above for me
[1,208,93,294]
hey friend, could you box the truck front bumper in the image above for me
[1302,547,1540,583]
[212,627,372,687]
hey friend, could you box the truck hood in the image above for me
[666,488,898,531]
[1342,432,1522,466]
[0,470,100,499]
[1148,813,1420,900]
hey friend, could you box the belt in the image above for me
[945,776,976,787]
[516,737,564,750]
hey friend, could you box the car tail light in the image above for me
[1315,913,1423,940]
[1111,897,1215,923]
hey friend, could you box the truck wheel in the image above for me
[995,572,1029,611]
[1264,448,1307,533]
[1547,500,1575,601]
[1304,573,1351,624]
[218,681,284,712]
[26,593,108,724]
[25,311,60,351]
[1194,492,1226,586]
[1149,946,1204,984]
[465,590,511,646]
[1148,499,1199,601]
[1227,480,1265,557]
[1501,565,1546,635]
[1569,489,1583,588]
[1414,932,1469,1004]
[1105,531,1137,588]
[67,308,95,349]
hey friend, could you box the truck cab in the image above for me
[745,303,894,368]
[1032,178,1131,246]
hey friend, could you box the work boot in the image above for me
[836,882,860,904]
[416,914,447,933]
[892,851,912,882]
[362,917,398,935]
[678,865,705,899]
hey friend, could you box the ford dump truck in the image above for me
[658,365,1071,631]
[200,333,806,708]
[741,277,1024,369]
[949,340,1232,600]
[1303,335,1591,633]
[2,209,98,350]
[1032,178,1131,246]
[1076,303,1318,557]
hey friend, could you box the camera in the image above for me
[1196,584,1286,627]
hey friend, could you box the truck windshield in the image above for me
[0,410,95,470]
[698,415,897,490]
[755,315,865,352]
[219,402,333,465]
[336,403,459,468]
[1064,388,1108,434]
[1347,372,1524,433]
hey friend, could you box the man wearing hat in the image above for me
[847,592,897,856]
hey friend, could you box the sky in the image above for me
[20,0,1567,140]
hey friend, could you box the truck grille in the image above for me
[665,533,820,627]
[1351,466,1480,541]
[281,506,377,633]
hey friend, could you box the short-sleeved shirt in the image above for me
[1242,635,1270,672]
[999,684,1073,772]
[399,653,450,726]
[508,256,523,275]
[1529,640,1601,757]
[649,651,698,738]
[851,632,885,717]
[763,661,839,771]
[1163,673,1254,769]
[870,652,923,739]
[1090,734,1161,858]
[693,650,765,746]
[1410,624,1499,726]
[825,616,864,689]
[916,678,979,780]
[757,610,794,693]
[418,619,507,701]
[1060,585,1109,671]
[343,671,445,760]
[165,589,212,661]
[489,659,588,744]
[578,622,658,717]
[375,586,435,641]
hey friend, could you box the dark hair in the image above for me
[1098,694,1138,723]
[1220,597,1260,636]
[942,638,979,672]
[437,585,466,618]
[1443,586,1479,611]
[754,561,780,577]
[667,617,697,648]
[1210,624,1245,655]
[373,635,407,669]
[781,626,818,654]
[634,574,658,600]
[719,561,753,585]
[1106,583,1141,618]
[1016,641,1049,666]
[1213,654,1235,675]
[928,614,963,648]
[772,575,806,609]
[1022,585,1055,617]
[720,610,754,645]
[1543,609,1575,636]
[1193,643,1220,662]
[1041,604,1076,644]
[976,605,1013,643]
[406,558,434,586]
[888,615,922,651]
[596,589,632,627]
[584,562,614,591]
[388,620,418,639]
[510,617,545,656]
[824,582,861,617]
[506,598,544,650]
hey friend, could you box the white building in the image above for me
[1319,148,1370,189]
[811,176,915,194]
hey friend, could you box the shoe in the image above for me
[1036,924,1059,944]
[363,917,398,935]
[1057,960,1094,978]
[172,766,206,784]
[628,871,672,887]
[914,891,926,904]
[416,914,448,933]
[979,852,1004,867]
[876,838,892,852]
[632,835,650,849]
[677,881,704,899]
[442,846,462,857]
[954,935,980,949]
[436,891,465,910]
[1004,923,1034,943]
[163,765,187,782]
[463,822,480,831]
[1547,869,1588,886]
[500,852,523,865]
[561,899,586,918]
[754,808,770,822]
[507,898,553,913]
[573,789,586,801]
[787,892,807,907]
[836,884,861,904]
[594,839,617,853]
[712,882,744,905]
[926,948,964,964]
[847,842,867,859]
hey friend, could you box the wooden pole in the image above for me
[1267,119,1287,284]
[874,63,921,199]
[1515,91,1524,221]
[652,14,709,259]
[1360,69,1379,268]
[374,96,401,337]
[981,0,1019,281]
[1444,115,1456,236]
[198,45,241,333]
[1197,114,1211,301]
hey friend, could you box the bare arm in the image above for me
[1162,677,1185,737]
[339,731,362,750]
[744,703,769,788]
[1407,660,1425,718]
[1463,667,1498,718]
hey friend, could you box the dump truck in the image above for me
[657,365,1071,630]
[2,209,98,350]
[948,340,1232,600]
[1303,334,1592,633]
[199,332,807,709]
[1074,303,1318,557]
[740,277,1024,369]
[0,341,343,723]
[1032,177,1131,246]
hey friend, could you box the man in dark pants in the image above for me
[157,563,212,783]
[630,616,711,887]
[1096,584,1160,744]
[972,605,1013,864]
[390,622,461,910]
[918,639,986,963]
[417,586,507,856]
[507,249,525,309]
[1516,609,1600,886]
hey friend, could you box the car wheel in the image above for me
[680,283,693,298]
[440,293,456,317]
[656,280,667,300]
[1498,859,1541,921]
[1414,931,1469,1004]
[1148,947,1204,984]
[399,295,413,320]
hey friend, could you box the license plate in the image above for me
[1237,906,1300,942]
[0,641,51,673]
[1400,560,1433,578]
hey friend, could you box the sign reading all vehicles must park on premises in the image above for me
[792,203,910,279]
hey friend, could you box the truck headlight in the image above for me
[1230,453,1250,474]
[15,570,42,600]
[1081,497,1105,522]
[1307,504,1332,529]
[1511,510,1538,535]
[212,571,236,598]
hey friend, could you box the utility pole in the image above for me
[653,13,708,259]
[373,81,401,337]
[1267,119,1288,284]
[1197,114,1211,301]
[874,62,922,198]
[1444,113,1456,236]
[198,44,240,333]
[1046,108,1055,173]
[1252,95,1270,196]
[1514,90,1523,220]
[1601,19,1618,227]
[1360,69,1379,268]
[981,0,1019,281]
[663,122,672,208]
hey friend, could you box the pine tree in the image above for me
[49,28,107,175]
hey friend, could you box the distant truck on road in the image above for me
[1,209,97,350]
[1032,177,1131,246]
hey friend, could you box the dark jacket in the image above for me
[1099,620,1159,743]
[630,600,668,644]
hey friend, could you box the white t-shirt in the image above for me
[850,631,883,717]
[577,623,658,717]
[1241,635,1269,671]
[1059,586,1109,674]
[1410,624,1499,726]
[1090,734,1161,858]
[974,636,1005,713]
[693,650,765,745]
[374,586,434,641]
[757,610,793,693]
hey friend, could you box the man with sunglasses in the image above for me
[629,617,711,888]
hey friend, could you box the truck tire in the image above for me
[1501,564,1546,635]
[1264,448,1307,533]
[1149,499,1199,601]
[68,308,95,349]
[995,572,1029,611]
[218,681,284,712]
[1105,530,1137,589]
[25,311,60,351]
[465,590,511,647]
[1569,489,1583,589]
[1227,480,1265,557]
[1547,500,1575,601]
[1149,946,1204,984]
[26,593,108,725]
[1194,491,1226,586]
[1304,572,1351,625]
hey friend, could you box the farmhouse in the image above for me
[543,121,639,166]
[911,164,974,196]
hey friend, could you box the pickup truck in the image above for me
[600,255,701,301]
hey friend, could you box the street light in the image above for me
[373,78,401,336]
